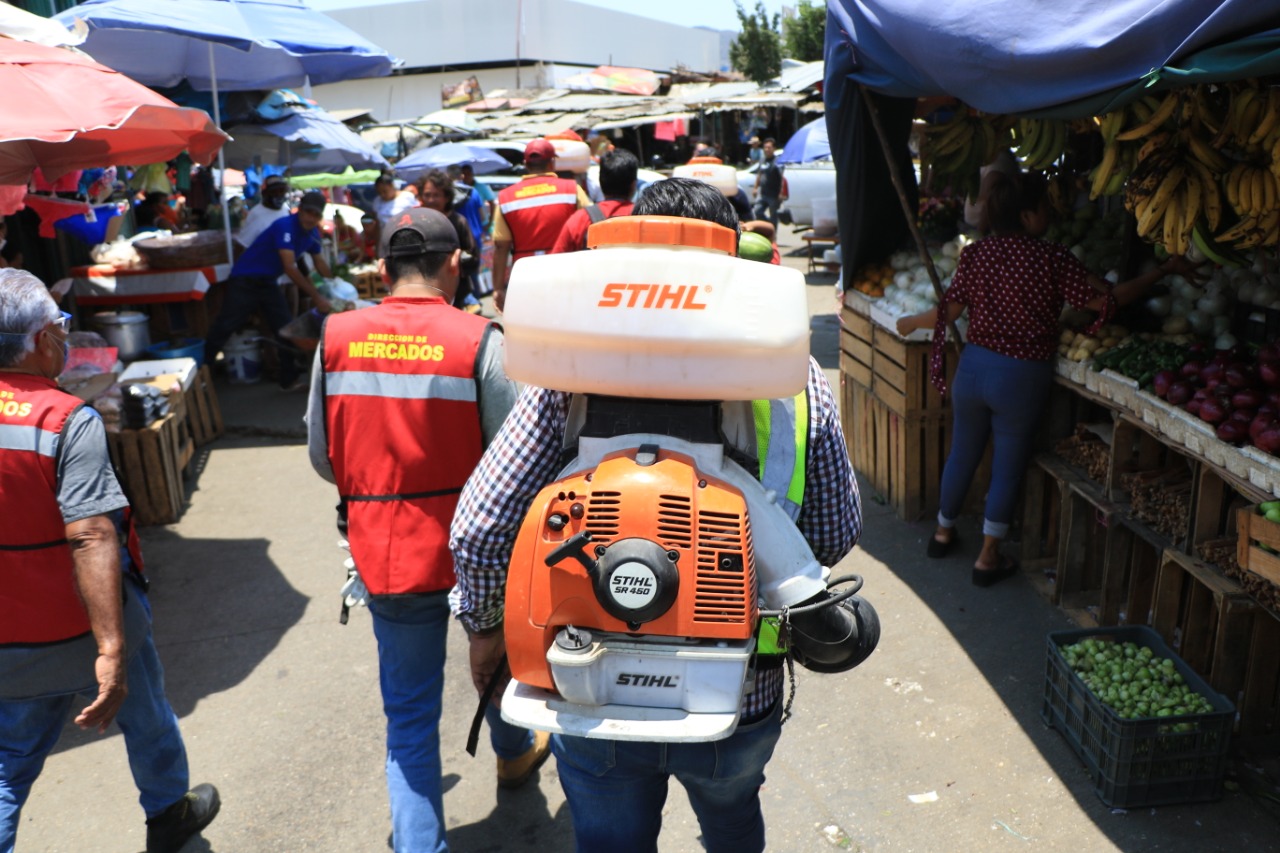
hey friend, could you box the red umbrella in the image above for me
[0,39,227,192]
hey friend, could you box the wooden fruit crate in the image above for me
[1238,610,1280,738]
[842,376,989,521]
[1237,505,1280,590]
[1152,550,1258,706]
[839,307,873,390]
[106,413,191,526]
[183,364,224,447]
[839,303,955,418]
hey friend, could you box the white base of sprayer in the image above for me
[501,680,742,743]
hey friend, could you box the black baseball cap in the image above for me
[380,208,459,257]
[298,191,326,213]
[262,174,288,192]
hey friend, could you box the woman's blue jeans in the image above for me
[0,629,189,853]
[939,345,1053,537]
[552,701,783,853]
[368,594,532,853]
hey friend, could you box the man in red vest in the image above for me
[0,269,218,853]
[491,138,590,311]
[305,209,548,852]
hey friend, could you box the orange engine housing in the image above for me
[505,446,759,692]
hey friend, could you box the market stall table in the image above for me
[61,263,230,305]
[799,230,839,274]
[57,263,231,343]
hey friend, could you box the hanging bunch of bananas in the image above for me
[1219,162,1280,248]
[1121,136,1223,257]
[919,110,1011,199]
[1215,84,1280,154]
[1013,118,1068,171]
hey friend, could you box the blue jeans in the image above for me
[552,701,783,853]
[368,594,532,853]
[752,195,781,229]
[0,629,189,852]
[939,344,1053,537]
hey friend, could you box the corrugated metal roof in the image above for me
[517,92,658,112]
[592,111,696,130]
[774,60,824,93]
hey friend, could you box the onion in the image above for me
[1258,423,1280,455]
[1166,381,1194,405]
[1145,296,1172,318]
[1233,389,1264,410]
[1215,332,1239,350]
[1187,310,1213,335]
[1163,316,1191,335]
[1225,363,1255,388]
[1260,361,1280,389]
[1254,286,1277,306]
[1180,360,1205,379]
[1153,370,1177,398]
[1186,399,1203,416]
[1171,298,1193,317]
[1214,316,1232,336]
[1217,420,1248,444]
[1200,397,1230,424]
[1198,293,1228,315]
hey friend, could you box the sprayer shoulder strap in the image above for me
[579,205,607,250]
[750,391,809,522]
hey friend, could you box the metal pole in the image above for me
[209,43,234,267]
[858,83,964,354]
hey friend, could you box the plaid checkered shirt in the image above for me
[449,357,861,718]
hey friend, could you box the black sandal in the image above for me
[972,555,1018,587]
[926,532,957,558]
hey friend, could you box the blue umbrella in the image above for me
[55,0,395,91]
[778,118,830,164]
[56,0,396,260]
[395,143,511,181]
[223,108,391,175]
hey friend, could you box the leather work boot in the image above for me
[497,729,552,789]
[145,783,221,853]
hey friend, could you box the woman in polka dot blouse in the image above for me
[896,172,1200,586]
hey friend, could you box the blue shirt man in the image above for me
[205,191,334,391]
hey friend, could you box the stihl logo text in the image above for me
[616,673,680,687]
[598,283,708,310]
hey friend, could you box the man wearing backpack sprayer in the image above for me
[550,149,638,254]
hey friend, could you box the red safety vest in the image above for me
[0,373,93,645]
[322,296,489,595]
[498,174,581,260]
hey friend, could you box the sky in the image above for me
[309,0,791,32]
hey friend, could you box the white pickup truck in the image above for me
[736,159,837,229]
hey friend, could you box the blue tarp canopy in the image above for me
[826,0,1280,117]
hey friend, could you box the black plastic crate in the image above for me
[1042,625,1234,808]
[1232,301,1280,347]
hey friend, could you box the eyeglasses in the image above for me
[52,311,72,333]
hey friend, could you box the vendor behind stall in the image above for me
[204,191,333,391]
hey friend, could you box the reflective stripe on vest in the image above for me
[499,193,580,215]
[325,371,478,402]
[0,422,59,457]
[751,392,809,522]
[322,298,488,595]
[0,374,93,645]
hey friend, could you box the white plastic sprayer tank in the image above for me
[549,138,591,174]
[502,216,810,401]
[672,157,739,197]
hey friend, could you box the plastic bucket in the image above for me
[224,335,262,384]
[144,338,204,367]
[811,197,838,236]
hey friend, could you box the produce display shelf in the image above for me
[1042,625,1235,809]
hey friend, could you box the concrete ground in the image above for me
[17,230,1280,852]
